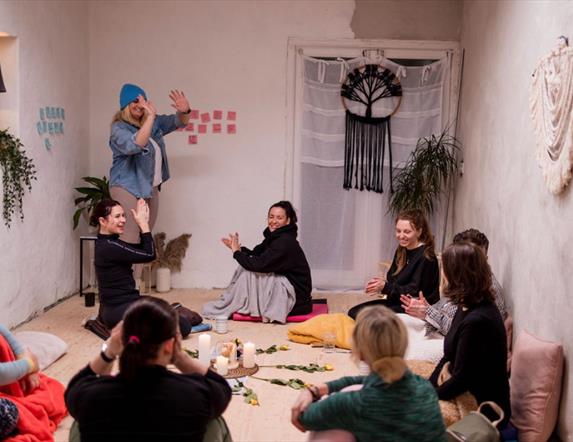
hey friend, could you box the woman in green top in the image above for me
[291,306,446,442]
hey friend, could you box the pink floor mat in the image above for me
[231,302,329,323]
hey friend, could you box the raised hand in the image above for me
[169,89,191,113]
[131,198,150,233]
[365,276,386,295]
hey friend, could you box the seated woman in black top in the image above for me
[91,199,191,336]
[429,241,510,425]
[203,201,312,323]
[348,209,439,319]
[65,297,232,442]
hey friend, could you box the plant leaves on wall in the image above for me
[0,129,37,228]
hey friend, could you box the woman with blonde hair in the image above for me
[291,306,445,442]
[348,209,440,319]
[109,83,191,281]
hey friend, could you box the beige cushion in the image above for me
[510,330,564,442]
[14,331,68,371]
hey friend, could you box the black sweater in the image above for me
[65,364,232,442]
[94,232,156,306]
[430,302,511,423]
[233,223,312,315]
[383,245,440,305]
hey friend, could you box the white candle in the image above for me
[243,342,256,368]
[198,334,211,366]
[215,355,228,376]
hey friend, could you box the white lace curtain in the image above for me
[298,54,451,289]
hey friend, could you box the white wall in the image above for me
[0,1,89,327]
[455,1,573,439]
[87,0,356,288]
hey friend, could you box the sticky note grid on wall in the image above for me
[177,109,237,145]
[36,106,65,151]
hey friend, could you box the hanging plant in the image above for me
[0,129,37,228]
[389,129,461,216]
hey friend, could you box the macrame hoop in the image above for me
[530,44,573,195]
[341,64,402,193]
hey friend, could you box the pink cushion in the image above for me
[231,303,329,323]
[510,330,564,442]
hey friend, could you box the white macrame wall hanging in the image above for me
[530,37,573,195]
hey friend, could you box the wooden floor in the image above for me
[14,288,371,442]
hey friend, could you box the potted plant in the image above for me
[72,176,111,229]
[389,129,461,216]
[153,232,192,292]
[0,128,37,228]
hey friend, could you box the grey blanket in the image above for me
[203,267,296,323]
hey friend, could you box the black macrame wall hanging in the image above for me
[341,64,402,193]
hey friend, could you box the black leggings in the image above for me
[99,301,192,337]
[347,299,404,320]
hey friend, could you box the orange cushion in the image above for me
[510,330,564,442]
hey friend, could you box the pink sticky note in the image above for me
[189,109,199,119]
[213,110,223,120]
[227,124,236,134]
[198,124,207,134]
[188,135,198,145]
[201,112,211,123]
[227,111,236,121]
[213,123,222,134]
[185,123,194,132]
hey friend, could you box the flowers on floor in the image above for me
[232,380,259,406]
[258,363,334,373]
[256,344,290,354]
[251,376,308,390]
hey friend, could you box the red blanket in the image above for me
[0,334,67,442]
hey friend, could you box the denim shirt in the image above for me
[108,114,184,198]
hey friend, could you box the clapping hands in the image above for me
[131,198,150,233]
[400,291,430,320]
[221,233,241,253]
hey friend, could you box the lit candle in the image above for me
[215,355,228,376]
[243,342,255,368]
[198,334,211,366]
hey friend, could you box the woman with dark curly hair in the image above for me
[203,200,312,323]
[348,209,440,319]
[429,241,510,424]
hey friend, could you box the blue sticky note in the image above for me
[48,122,54,134]
[39,108,45,120]
[61,108,65,120]
[44,138,52,150]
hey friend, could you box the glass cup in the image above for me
[322,331,336,353]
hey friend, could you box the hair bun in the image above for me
[371,356,407,383]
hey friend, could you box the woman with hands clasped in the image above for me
[290,306,445,442]
[109,84,191,282]
[203,201,312,323]
[348,209,440,319]
[91,198,192,336]
[65,297,232,442]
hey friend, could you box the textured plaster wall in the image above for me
[455,1,573,438]
[0,1,89,327]
[351,0,462,41]
[87,0,355,288]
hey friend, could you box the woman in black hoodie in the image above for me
[203,201,312,322]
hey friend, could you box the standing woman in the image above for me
[109,83,191,278]
[348,209,439,319]
[91,198,191,337]
[429,242,510,425]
